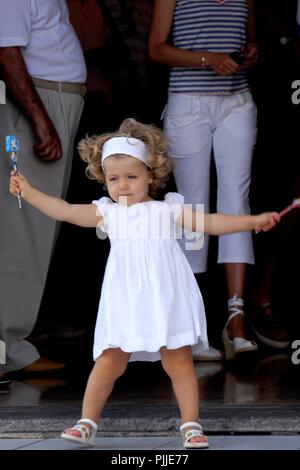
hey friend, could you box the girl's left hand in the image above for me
[255,212,280,233]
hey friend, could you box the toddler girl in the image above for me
[10,118,279,448]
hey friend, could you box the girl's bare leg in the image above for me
[65,348,130,437]
[82,348,130,422]
[160,346,206,444]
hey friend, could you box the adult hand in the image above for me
[242,42,259,68]
[208,52,239,76]
[33,117,62,162]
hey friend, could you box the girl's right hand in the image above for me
[10,172,31,199]
[207,52,239,76]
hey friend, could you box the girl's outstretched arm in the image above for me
[177,207,280,235]
[10,172,102,228]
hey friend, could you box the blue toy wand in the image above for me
[6,135,22,209]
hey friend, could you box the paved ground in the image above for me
[1,435,300,450]
[1,346,300,470]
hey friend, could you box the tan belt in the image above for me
[31,77,87,96]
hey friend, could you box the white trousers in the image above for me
[164,91,256,273]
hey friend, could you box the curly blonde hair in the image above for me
[78,118,172,198]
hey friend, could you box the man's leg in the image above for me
[0,90,83,372]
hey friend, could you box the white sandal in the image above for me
[180,421,209,449]
[193,346,224,362]
[222,296,258,360]
[61,418,98,446]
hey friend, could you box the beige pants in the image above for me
[0,88,83,372]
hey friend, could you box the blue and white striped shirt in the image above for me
[169,0,250,94]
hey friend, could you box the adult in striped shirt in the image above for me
[149,0,259,361]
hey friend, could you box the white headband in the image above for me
[101,137,151,169]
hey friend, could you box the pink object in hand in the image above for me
[279,198,300,217]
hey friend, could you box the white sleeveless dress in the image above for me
[92,192,208,362]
